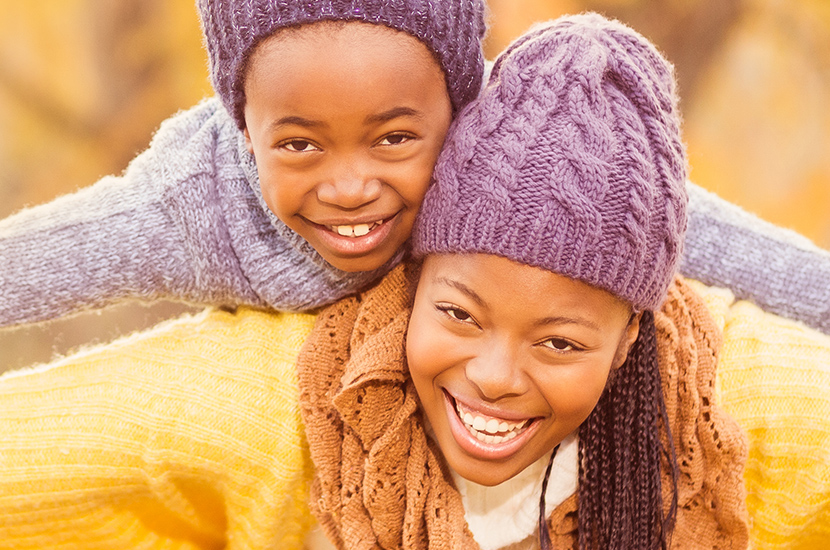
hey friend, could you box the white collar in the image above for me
[449,433,579,550]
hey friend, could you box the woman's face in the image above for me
[406,254,640,486]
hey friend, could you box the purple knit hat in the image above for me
[412,13,688,311]
[197,0,487,129]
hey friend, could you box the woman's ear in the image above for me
[611,312,641,370]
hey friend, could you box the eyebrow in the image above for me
[434,276,602,332]
[268,115,327,131]
[433,277,485,307]
[364,106,423,125]
[267,106,422,133]
[532,315,601,332]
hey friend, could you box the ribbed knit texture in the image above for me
[2,97,830,331]
[1,280,829,547]
[295,266,748,549]
[0,307,318,549]
[684,183,830,335]
[0,98,391,327]
[413,14,688,311]
[690,280,830,549]
[197,0,486,127]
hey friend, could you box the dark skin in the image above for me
[407,254,640,486]
[243,21,452,273]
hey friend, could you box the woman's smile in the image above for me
[406,253,639,486]
[444,390,541,460]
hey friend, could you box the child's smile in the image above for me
[242,21,452,273]
[406,254,640,486]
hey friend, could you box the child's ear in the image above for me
[611,312,641,370]
[243,127,255,156]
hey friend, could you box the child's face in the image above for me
[243,22,452,272]
[406,254,640,486]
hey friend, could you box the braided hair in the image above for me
[576,311,678,549]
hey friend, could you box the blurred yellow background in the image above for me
[2,0,829,372]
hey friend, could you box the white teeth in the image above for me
[331,221,382,238]
[474,430,517,444]
[473,416,487,431]
[455,401,529,444]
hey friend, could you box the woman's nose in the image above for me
[464,343,528,401]
[316,160,382,209]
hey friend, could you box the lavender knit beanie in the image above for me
[413,13,688,311]
[197,0,487,129]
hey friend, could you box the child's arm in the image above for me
[0,164,217,326]
[0,99,384,328]
[0,307,318,549]
[683,182,830,334]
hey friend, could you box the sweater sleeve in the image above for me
[683,181,830,334]
[0,167,192,327]
[0,101,262,328]
[0,307,318,550]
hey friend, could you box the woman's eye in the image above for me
[543,338,575,352]
[447,308,472,321]
[281,139,319,152]
[437,304,474,323]
[378,133,413,146]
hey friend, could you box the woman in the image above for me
[1,13,828,550]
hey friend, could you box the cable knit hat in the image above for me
[197,0,487,129]
[413,13,688,311]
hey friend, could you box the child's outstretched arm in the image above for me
[683,182,830,334]
[0,100,384,328]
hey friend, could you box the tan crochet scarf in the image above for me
[296,264,748,550]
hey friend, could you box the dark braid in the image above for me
[576,311,679,549]
[538,444,561,550]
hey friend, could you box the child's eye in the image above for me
[280,139,320,152]
[377,133,414,146]
[541,338,577,352]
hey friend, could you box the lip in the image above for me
[302,211,401,258]
[443,390,541,461]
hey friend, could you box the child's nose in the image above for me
[464,343,528,401]
[316,162,382,209]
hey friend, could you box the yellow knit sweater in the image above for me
[0,284,828,549]
[0,308,318,550]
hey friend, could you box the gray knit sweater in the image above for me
[0,98,392,324]
[1,98,829,333]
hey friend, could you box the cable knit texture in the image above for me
[413,14,688,311]
[0,98,391,326]
[2,15,830,333]
[295,265,748,549]
[197,0,486,127]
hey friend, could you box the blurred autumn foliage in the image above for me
[2,0,830,371]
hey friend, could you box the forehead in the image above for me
[246,20,443,87]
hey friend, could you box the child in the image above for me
[0,0,486,320]
[298,14,747,549]
[1,14,828,550]
[1,0,830,339]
